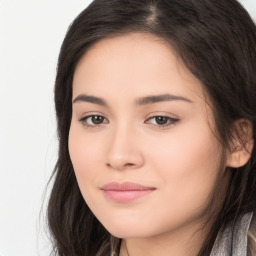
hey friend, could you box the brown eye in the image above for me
[80,115,108,127]
[145,116,179,128]
[155,116,169,125]
[91,115,104,124]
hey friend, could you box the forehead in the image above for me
[73,32,207,104]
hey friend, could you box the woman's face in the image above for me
[69,32,228,239]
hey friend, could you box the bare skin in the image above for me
[69,32,252,256]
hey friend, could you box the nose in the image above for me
[105,123,145,171]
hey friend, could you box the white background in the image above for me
[0,1,255,255]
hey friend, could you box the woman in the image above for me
[47,0,256,255]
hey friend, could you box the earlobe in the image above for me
[227,139,254,168]
[226,119,254,168]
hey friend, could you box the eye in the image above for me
[79,115,108,127]
[145,116,179,128]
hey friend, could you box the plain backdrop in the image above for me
[0,1,255,255]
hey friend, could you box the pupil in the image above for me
[92,116,103,124]
[156,116,167,125]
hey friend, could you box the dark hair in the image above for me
[47,0,256,255]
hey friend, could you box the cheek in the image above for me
[144,121,222,209]
[68,123,107,219]
[68,123,102,190]
[147,118,220,176]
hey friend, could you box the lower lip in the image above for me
[103,190,155,202]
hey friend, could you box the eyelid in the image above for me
[78,112,180,129]
[79,114,109,128]
[144,114,180,129]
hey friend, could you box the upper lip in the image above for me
[101,182,156,191]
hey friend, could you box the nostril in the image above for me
[125,163,135,167]
[105,161,136,170]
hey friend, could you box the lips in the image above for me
[101,182,156,202]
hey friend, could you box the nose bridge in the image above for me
[106,119,144,170]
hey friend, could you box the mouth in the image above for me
[101,182,156,203]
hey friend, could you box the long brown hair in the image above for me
[47,0,256,255]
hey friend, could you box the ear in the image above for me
[226,119,254,168]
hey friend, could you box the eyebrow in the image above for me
[135,94,192,105]
[73,94,107,106]
[72,93,192,106]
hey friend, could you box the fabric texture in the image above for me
[210,212,253,256]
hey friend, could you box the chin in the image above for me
[101,220,156,239]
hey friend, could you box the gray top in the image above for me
[210,212,253,256]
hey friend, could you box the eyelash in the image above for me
[79,115,179,129]
[79,115,108,128]
[145,116,179,128]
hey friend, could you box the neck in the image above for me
[119,221,211,256]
